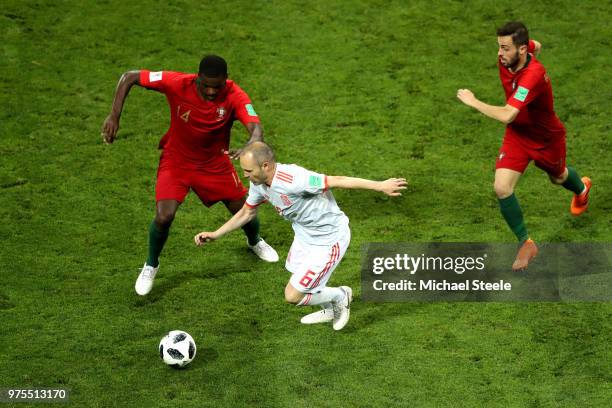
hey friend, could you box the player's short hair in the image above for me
[199,55,227,77]
[243,142,276,166]
[496,21,529,47]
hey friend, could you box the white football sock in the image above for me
[297,287,344,306]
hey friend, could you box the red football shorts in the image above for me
[155,162,247,207]
[496,133,566,178]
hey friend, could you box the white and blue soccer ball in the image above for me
[159,330,197,368]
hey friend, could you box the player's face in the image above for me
[197,75,226,101]
[240,155,267,185]
[497,36,520,69]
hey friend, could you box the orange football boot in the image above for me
[512,239,538,271]
[570,177,592,216]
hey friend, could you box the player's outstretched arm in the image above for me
[194,204,258,246]
[457,89,519,124]
[101,70,141,144]
[326,176,407,196]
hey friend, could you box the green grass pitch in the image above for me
[1,1,610,407]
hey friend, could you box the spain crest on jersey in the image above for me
[280,194,292,206]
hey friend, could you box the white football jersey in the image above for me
[245,163,349,245]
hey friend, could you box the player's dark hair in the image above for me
[497,21,529,47]
[198,55,227,77]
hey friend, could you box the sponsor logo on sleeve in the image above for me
[245,103,258,116]
[149,71,162,82]
[513,86,529,102]
[309,175,323,188]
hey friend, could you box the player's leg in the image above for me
[564,169,591,216]
[284,283,345,306]
[535,137,591,216]
[494,168,528,242]
[136,200,181,296]
[548,166,590,201]
[495,138,537,271]
[285,228,352,330]
[148,199,181,266]
[136,165,189,296]
[286,283,352,331]
[284,240,333,322]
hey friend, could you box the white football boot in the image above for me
[332,286,353,331]
[248,239,279,262]
[135,263,159,296]
[301,308,334,324]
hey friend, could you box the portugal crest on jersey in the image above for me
[216,106,226,120]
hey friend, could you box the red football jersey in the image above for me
[498,41,565,148]
[139,70,260,173]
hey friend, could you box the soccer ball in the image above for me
[159,330,197,368]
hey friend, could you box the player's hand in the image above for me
[457,89,477,107]
[379,178,408,196]
[101,114,120,144]
[225,147,244,160]
[194,232,218,246]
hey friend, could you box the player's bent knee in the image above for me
[284,292,301,305]
[548,173,566,185]
[284,295,300,304]
[284,284,304,304]
[155,211,176,227]
[494,182,514,199]
[224,198,246,215]
[549,175,562,184]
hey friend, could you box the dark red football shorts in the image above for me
[495,133,566,178]
[155,161,247,207]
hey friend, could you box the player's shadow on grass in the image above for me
[165,348,219,373]
[194,347,219,366]
[331,299,430,334]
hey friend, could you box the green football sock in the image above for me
[561,166,585,195]
[242,216,261,246]
[498,194,529,243]
[147,221,169,267]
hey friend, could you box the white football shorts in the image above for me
[286,225,351,293]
